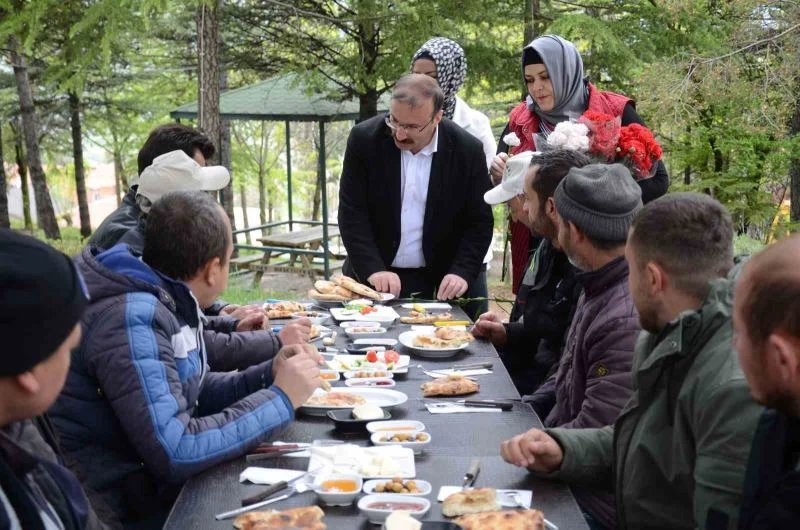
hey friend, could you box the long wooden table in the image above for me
[164,302,589,529]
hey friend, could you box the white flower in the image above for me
[502,131,521,147]
[546,122,590,152]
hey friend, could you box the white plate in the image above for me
[371,431,431,454]
[400,303,452,310]
[291,311,330,325]
[363,479,432,496]
[341,321,381,329]
[345,378,396,388]
[344,327,388,337]
[308,444,415,479]
[343,370,394,380]
[330,306,400,323]
[366,420,426,434]
[329,353,409,373]
[299,387,408,416]
[398,330,470,358]
[358,494,430,524]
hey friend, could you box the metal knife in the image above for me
[215,491,292,520]
[458,399,513,411]
[240,470,310,506]
[449,361,493,371]
[462,458,480,490]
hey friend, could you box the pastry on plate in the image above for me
[305,392,367,407]
[442,488,499,517]
[420,374,479,397]
[454,509,545,530]
[413,327,474,348]
[233,505,326,530]
[333,274,384,301]
[400,311,452,325]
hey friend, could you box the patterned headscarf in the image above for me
[522,35,588,126]
[411,37,467,120]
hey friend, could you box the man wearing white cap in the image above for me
[475,149,590,395]
[112,150,313,372]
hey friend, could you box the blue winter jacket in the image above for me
[49,245,294,523]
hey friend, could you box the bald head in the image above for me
[392,74,444,113]
[738,235,800,345]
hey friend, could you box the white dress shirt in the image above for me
[391,127,439,268]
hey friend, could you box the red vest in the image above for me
[505,84,630,293]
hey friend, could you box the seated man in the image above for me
[49,191,323,527]
[510,163,642,528]
[338,74,493,300]
[476,149,590,394]
[502,193,768,530]
[0,230,112,529]
[734,235,800,530]
[88,123,215,251]
[120,149,312,370]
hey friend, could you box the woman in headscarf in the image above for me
[491,35,668,294]
[411,37,496,317]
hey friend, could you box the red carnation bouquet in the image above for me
[576,110,663,180]
[617,123,663,179]
[579,111,620,160]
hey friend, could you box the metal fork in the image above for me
[504,491,559,530]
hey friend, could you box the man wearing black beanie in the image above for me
[0,229,112,529]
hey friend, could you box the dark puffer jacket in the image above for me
[502,238,580,395]
[528,255,639,529]
[87,188,140,251]
[49,245,294,525]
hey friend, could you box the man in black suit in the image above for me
[338,74,493,300]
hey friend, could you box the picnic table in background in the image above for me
[247,225,344,287]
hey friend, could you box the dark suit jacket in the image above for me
[338,114,493,289]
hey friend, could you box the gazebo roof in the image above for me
[170,72,389,123]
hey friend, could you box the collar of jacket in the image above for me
[637,277,733,371]
[574,255,628,297]
[0,423,39,476]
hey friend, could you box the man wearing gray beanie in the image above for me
[501,163,643,530]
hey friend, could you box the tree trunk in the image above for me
[69,91,91,238]
[9,36,60,239]
[356,9,379,121]
[196,1,221,160]
[219,68,236,234]
[790,90,800,223]
[0,125,9,229]
[239,182,251,245]
[12,120,32,231]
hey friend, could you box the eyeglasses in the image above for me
[385,115,434,134]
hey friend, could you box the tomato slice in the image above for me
[384,350,400,364]
[366,351,378,363]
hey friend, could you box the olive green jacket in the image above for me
[547,278,765,530]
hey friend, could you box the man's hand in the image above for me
[437,274,468,301]
[368,271,402,298]
[490,153,510,185]
[272,344,323,408]
[278,318,312,345]
[236,312,268,331]
[473,312,508,348]
[500,429,564,472]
